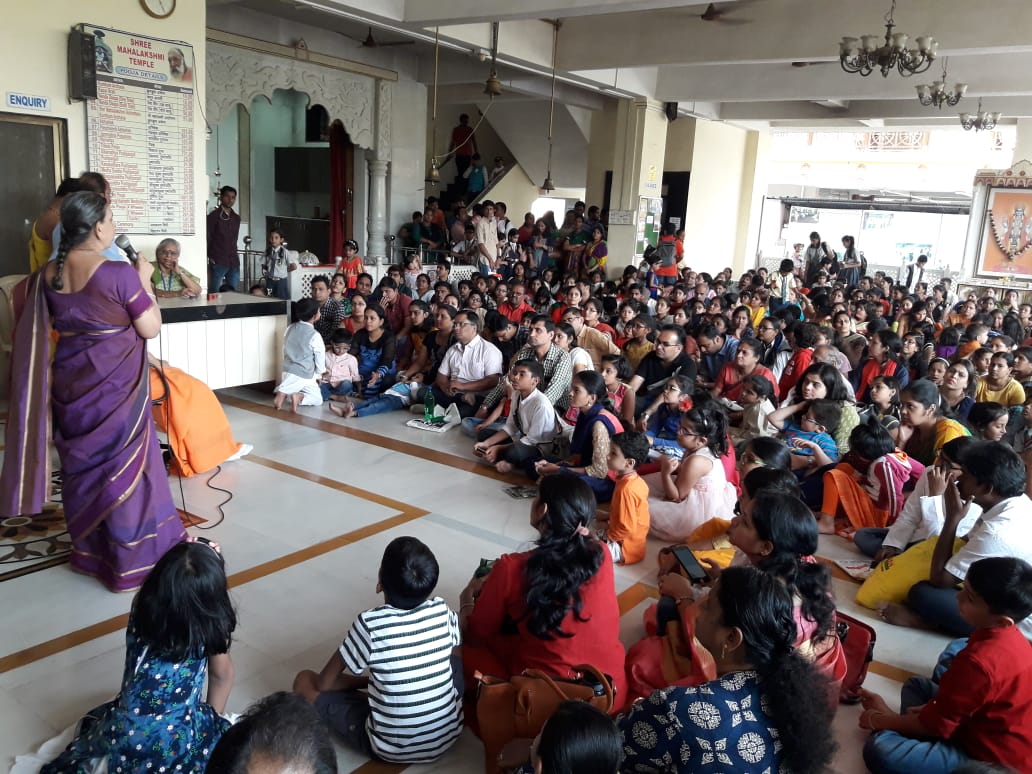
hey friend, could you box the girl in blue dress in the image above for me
[42,539,237,774]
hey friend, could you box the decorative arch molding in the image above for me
[206,41,376,149]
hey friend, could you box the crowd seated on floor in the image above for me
[25,204,1032,774]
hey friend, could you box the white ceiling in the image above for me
[213,0,1032,129]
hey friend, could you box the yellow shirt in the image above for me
[975,378,1025,407]
[28,222,50,273]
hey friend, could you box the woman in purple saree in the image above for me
[1,192,185,592]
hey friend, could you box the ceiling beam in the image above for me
[401,0,713,26]
[556,0,1032,71]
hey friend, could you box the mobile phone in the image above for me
[671,546,709,584]
[474,558,496,578]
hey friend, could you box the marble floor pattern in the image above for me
[0,386,955,773]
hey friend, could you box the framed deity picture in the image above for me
[976,187,1032,278]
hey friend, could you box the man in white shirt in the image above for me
[432,310,503,417]
[882,441,1032,640]
[475,200,499,275]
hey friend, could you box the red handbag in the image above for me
[836,611,876,703]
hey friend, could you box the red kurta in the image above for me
[463,548,627,707]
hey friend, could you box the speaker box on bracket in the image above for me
[664,102,678,122]
[69,29,97,101]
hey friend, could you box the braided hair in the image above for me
[716,566,837,773]
[52,191,109,291]
[524,475,603,640]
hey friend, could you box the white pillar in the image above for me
[367,159,389,263]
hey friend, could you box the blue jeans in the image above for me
[907,581,974,639]
[863,660,971,774]
[354,394,404,417]
[209,263,239,292]
[854,527,889,558]
[320,382,353,402]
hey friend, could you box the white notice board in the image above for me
[84,24,195,235]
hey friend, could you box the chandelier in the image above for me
[839,0,937,78]
[916,58,966,109]
[960,99,1001,132]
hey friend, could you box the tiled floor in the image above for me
[0,387,954,773]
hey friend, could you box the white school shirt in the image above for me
[883,467,981,551]
[503,388,560,446]
[945,494,1032,640]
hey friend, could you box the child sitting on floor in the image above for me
[274,298,325,412]
[767,397,841,474]
[597,431,651,565]
[728,373,777,445]
[815,417,924,535]
[39,539,236,774]
[293,537,463,763]
[321,328,360,403]
[472,359,560,474]
[860,556,1032,774]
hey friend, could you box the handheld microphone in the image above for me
[115,234,139,264]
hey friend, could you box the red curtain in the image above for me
[328,121,347,261]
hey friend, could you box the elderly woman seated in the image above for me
[150,238,202,299]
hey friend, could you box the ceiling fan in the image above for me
[699,2,754,25]
[344,26,415,48]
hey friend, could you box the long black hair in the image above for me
[683,392,729,456]
[524,475,604,640]
[536,701,622,774]
[133,541,237,660]
[748,492,836,644]
[52,191,108,290]
[716,566,837,773]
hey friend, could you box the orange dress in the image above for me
[149,365,243,477]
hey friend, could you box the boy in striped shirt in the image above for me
[293,537,463,762]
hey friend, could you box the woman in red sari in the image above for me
[459,474,627,708]
[1,192,185,592]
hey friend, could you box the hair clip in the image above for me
[678,396,694,413]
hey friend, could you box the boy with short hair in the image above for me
[472,359,559,474]
[274,298,325,412]
[767,398,841,469]
[860,556,1032,774]
[598,431,651,565]
[320,329,360,402]
[293,537,463,763]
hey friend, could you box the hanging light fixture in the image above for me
[915,57,966,109]
[839,0,937,78]
[484,22,502,96]
[960,98,1001,132]
[541,20,560,193]
[425,27,441,188]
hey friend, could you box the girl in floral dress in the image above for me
[41,539,236,774]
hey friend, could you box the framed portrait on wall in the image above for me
[977,187,1032,277]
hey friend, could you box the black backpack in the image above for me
[657,239,678,268]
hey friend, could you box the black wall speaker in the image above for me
[69,29,97,101]
[664,102,678,122]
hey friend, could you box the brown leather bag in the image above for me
[473,664,615,774]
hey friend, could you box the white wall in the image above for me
[3,2,209,280]
[206,5,426,259]
[682,120,749,275]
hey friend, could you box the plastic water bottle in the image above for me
[423,389,436,423]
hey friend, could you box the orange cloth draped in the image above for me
[821,464,889,530]
[149,365,242,477]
